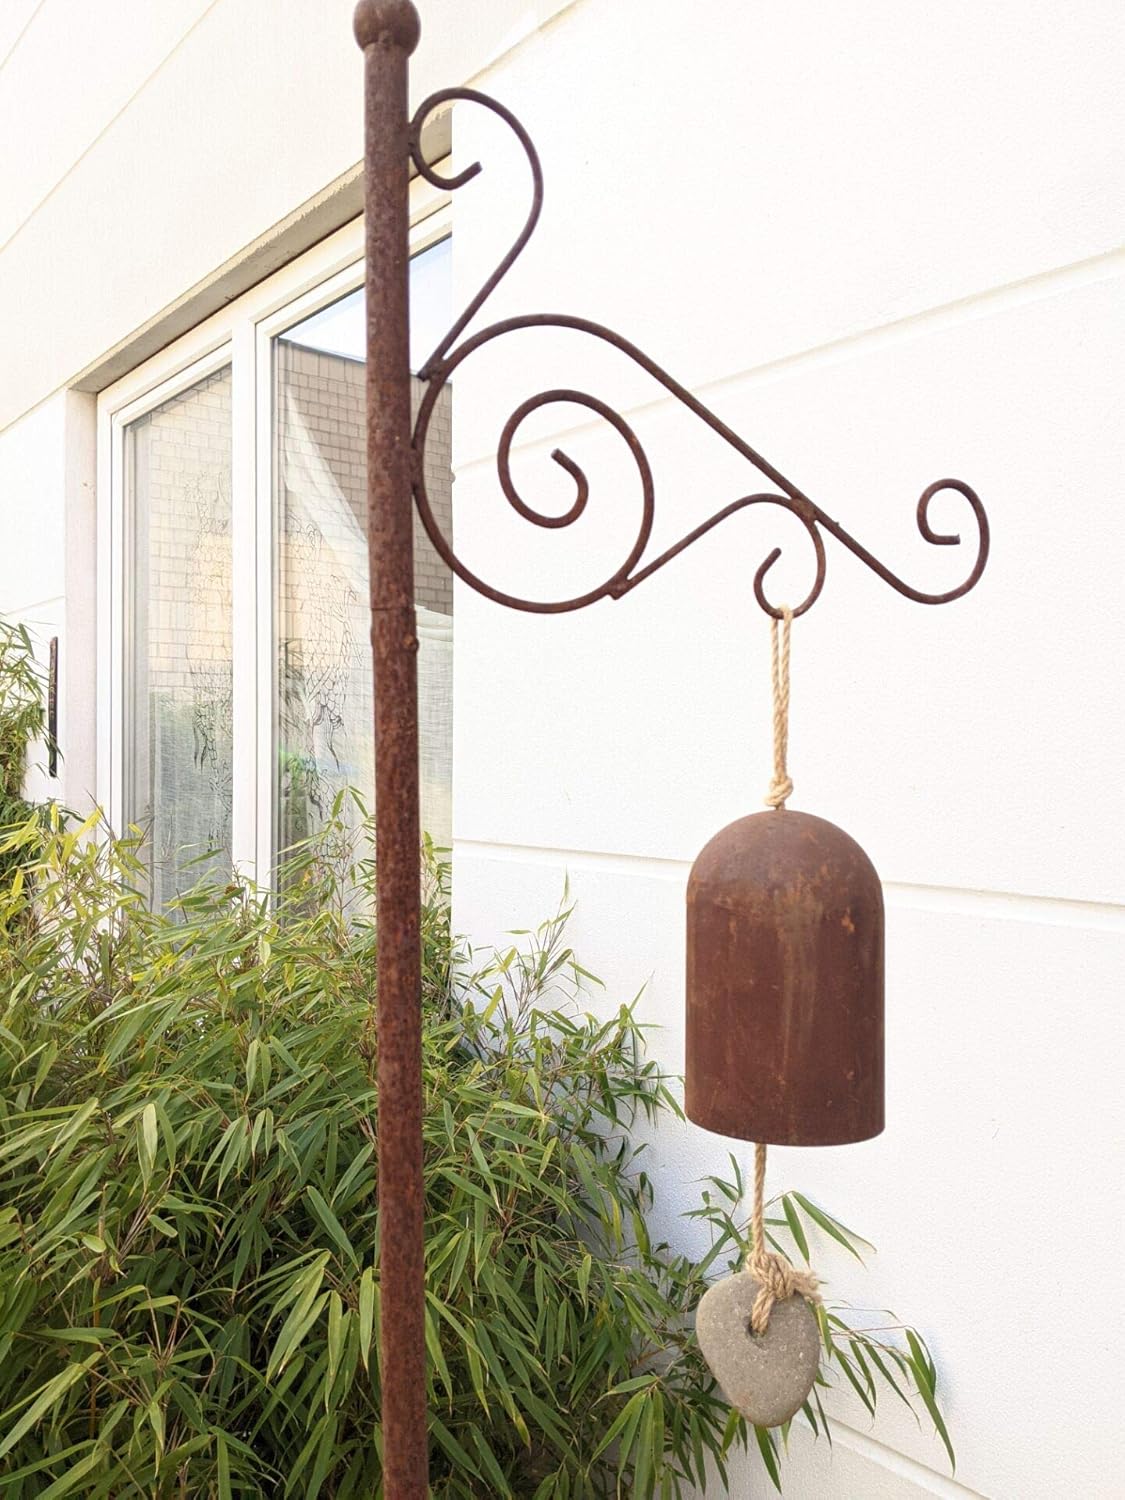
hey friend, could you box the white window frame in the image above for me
[97,175,451,887]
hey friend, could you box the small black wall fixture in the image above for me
[47,636,58,779]
[353,4,989,1493]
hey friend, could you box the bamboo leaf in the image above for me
[268,1292,328,1382]
[780,1194,811,1262]
[358,1266,376,1373]
[864,1341,915,1410]
[906,1328,937,1392]
[833,1345,877,1416]
[217,1434,232,1500]
[906,1344,955,1471]
[35,1448,104,1500]
[430,1415,481,1478]
[0,1358,98,1462]
[791,1193,870,1261]
[754,1425,783,1492]
[305,1185,358,1268]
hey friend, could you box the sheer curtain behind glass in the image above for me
[126,367,233,907]
[275,237,453,857]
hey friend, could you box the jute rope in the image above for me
[746,1142,821,1334]
[764,608,793,810]
[746,607,821,1334]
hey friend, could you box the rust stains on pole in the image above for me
[354,3,426,1496]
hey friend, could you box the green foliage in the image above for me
[0,621,46,828]
[0,783,952,1492]
[688,1168,954,1488]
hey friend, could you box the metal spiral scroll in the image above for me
[408,88,990,619]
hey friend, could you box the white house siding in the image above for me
[1,2,1123,1497]
[450,3,1125,1497]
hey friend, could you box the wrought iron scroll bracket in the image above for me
[408,88,989,620]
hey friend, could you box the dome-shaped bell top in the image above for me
[685,809,884,1146]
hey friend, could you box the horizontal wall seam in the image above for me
[453,242,1125,473]
[453,837,1124,926]
[826,1417,989,1498]
[0,0,224,258]
[1,0,578,265]
[465,0,584,89]
[0,0,47,75]
[1,592,66,620]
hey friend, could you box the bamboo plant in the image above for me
[0,641,950,1496]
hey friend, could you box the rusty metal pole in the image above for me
[354,3,426,1496]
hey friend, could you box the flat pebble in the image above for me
[696,1272,821,1428]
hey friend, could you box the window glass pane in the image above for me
[275,238,453,857]
[126,365,233,906]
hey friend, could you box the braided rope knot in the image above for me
[764,772,793,810]
[748,1247,821,1336]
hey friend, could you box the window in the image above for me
[98,181,452,900]
[274,236,453,856]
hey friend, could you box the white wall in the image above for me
[1,0,1122,1495]
[0,0,570,804]
[449,2,1125,1497]
[0,391,96,809]
[0,0,573,432]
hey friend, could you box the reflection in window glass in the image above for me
[275,237,453,856]
[126,366,233,906]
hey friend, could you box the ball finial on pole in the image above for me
[353,0,421,53]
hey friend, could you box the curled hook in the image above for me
[612,492,826,619]
[753,522,828,619]
[914,480,991,601]
[409,88,543,377]
[815,478,990,608]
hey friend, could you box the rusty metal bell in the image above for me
[685,808,884,1146]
